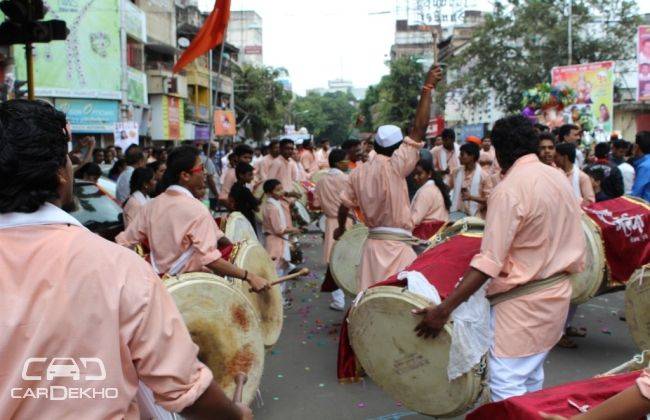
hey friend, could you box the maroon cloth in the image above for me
[467,371,643,420]
[412,219,447,240]
[583,196,650,284]
[321,267,338,292]
[218,243,234,261]
[301,180,318,211]
[337,234,483,380]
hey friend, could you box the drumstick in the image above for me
[233,372,247,403]
[248,268,310,292]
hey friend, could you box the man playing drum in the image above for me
[266,139,303,200]
[0,100,252,419]
[334,65,443,292]
[413,115,586,402]
[116,145,270,292]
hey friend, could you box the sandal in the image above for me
[565,326,587,338]
[557,335,578,348]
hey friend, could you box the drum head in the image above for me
[625,266,650,351]
[348,286,484,417]
[293,181,308,207]
[570,215,606,304]
[311,169,328,185]
[164,273,264,405]
[230,241,284,347]
[318,214,327,233]
[429,217,484,249]
[224,212,258,243]
[330,224,368,296]
[294,201,311,225]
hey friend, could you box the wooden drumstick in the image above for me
[248,268,310,292]
[233,372,247,403]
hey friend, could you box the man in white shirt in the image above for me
[116,146,146,204]
[611,139,635,194]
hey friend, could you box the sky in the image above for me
[198,0,650,96]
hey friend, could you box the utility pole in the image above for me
[567,0,573,65]
[25,42,34,99]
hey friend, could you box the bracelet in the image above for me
[422,84,435,91]
[243,270,248,281]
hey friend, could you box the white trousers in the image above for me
[331,289,345,307]
[488,348,548,402]
[488,307,548,402]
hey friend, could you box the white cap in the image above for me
[375,125,404,148]
[295,138,304,146]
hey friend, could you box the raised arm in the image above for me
[410,66,443,142]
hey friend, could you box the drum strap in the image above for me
[488,273,570,306]
[367,227,422,246]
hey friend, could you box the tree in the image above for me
[234,64,292,141]
[291,90,357,145]
[441,0,640,113]
[358,57,425,132]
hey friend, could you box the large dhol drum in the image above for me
[330,224,368,296]
[164,273,264,405]
[292,181,308,207]
[625,265,650,351]
[348,286,486,417]
[293,201,311,226]
[224,212,258,243]
[431,215,606,305]
[228,240,283,347]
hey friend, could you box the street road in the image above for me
[252,230,639,420]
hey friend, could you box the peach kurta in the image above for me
[0,204,212,419]
[313,168,353,263]
[267,156,299,193]
[315,148,330,169]
[340,137,423,291]
[449,166,493,218]
[432,145,460,174]
[470,154,585,358]
[638,369,650,400]
[410,180,449,226]
[299,150,319,178]
[122,191,149,228]
[479,147,501,175]
[255,154,276,183]
[116,186,223,275]
[262,198,293,267]
[219,166,236,200]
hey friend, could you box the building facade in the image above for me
[227,10,263,67]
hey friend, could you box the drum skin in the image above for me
[348,286,485,417]
[164,273,264,405]
[625,266,650,352]
[318,214,327,233]
[293,181,308,207]
[294,201,311,226]
[229,241,283,347]
[224,212,258,243]
[311,169,328,185]
[330,224,368,296]
[570,215,606,305]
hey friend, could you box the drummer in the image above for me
[255,139,280,185]
[538,132,557,167]
[313,149,352,311]
[220,144,255,209]
[315,139,331,169]
[262,179,302,307]
[117,145,270,291]
[299,139,320,179]
[555,142,595,206]
[267,139,303,200]
[342,139,363,170]
[431,128,460,183]
[448,142,493,219]
[413,114,585,402]
[410,159,450,228]
[0,99,252,419]
[335,65,443,292]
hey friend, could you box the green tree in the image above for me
[291,91,357,145]
[234,64,292,140]
[358,57,425,132]
[442,0,640,113]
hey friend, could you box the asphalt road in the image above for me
[251,230,640,420]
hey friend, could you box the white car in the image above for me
[46,358,80,381]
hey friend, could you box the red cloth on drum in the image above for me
[336,234,483,381]
[321,267,338,292]
[466,370,643,420]
[218,243,234,261]
[583,196,650,284]
[412,219,446,240]
[301,181,318,211]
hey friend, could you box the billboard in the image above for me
[214,110,236,137]
[163,97,185,140]
[114,121,140,150]
[551,61,615,140]
[405,0,477,26]
[638,26,650,102]
[55,98,120,133]
[15,0,122,99]
[127,68,148,105]
[123,0,147,43]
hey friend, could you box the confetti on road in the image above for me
[357,402,366,408]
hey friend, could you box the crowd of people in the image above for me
[1,61,649,419]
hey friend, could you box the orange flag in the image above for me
[173,0,231,73]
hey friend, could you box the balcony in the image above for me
[145,63,188,98]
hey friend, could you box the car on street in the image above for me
[70,179,123,241]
